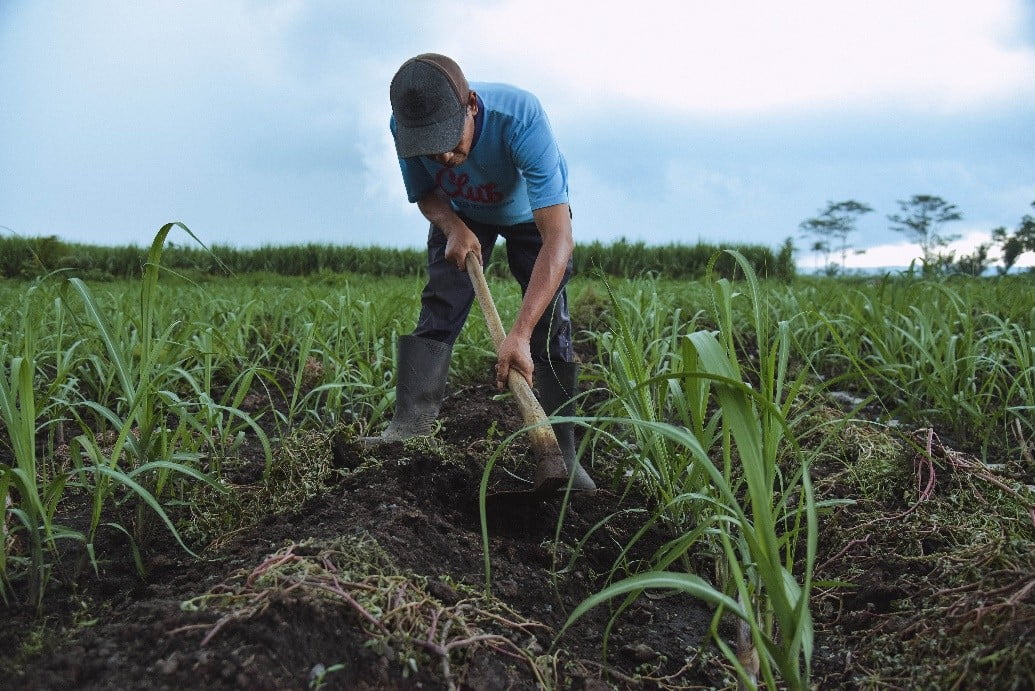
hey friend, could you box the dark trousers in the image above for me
[412,216,574,363]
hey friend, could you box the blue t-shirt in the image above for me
[391,82,569,226]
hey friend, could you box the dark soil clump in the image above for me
[1,382,724,689]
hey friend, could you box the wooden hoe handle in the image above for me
[464,252,566,474]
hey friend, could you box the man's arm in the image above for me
[494,202,574,389]
[417,190,482,270]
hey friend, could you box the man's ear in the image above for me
[468,91,479,114]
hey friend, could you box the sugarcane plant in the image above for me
[0,281,85,608]
[66,223,229,572]
[559,250,819,690]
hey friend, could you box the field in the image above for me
[1,233,1033,689]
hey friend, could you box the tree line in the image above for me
[0,234,791,282]
[799,196,1035,275]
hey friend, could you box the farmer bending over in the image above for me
[362,53,594,491]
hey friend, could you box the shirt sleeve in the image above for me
[507,100,569,211]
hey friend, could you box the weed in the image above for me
[179,535,560,689]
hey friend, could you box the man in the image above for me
[365,53,594,490]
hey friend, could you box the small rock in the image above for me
[620,643,659,663]
[495,579,520,598]
[829,391,866,407]
[156,655,179,675]
[627,603,654,625]
[428,579,459,604]
[309,664,327,684]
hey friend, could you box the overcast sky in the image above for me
[2,0,1034,270]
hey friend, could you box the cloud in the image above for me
[463,0,1035,115]
[0,0,1032,252]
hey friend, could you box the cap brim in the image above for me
[394,113,465,159]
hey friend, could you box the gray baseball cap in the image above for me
[390,54,470,159]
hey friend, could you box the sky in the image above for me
[2,0,1034,271]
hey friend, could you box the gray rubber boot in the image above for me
[535,361,596,491]
[361,335,452,445]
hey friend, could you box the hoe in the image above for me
[465,252,572,502]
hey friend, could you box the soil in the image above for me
[2,377,1033,689]
[1,380,727,691]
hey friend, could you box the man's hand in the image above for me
[445,227,481,271]
[418,191,480,271]
[493,203,573,389]
[495,332,534,390]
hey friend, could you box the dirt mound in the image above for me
[4,383,1032,689]
[2,383,724,690]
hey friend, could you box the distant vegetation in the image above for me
[0,233,794,282]
[800,196,1035,276]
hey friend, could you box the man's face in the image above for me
[430,93,477,168]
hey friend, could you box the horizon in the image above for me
[4,226,1031,276]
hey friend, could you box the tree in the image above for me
[774,236,797,281]
[952,242,992,276]
[799,200,873,274]
[807,239,832,274]
[992,202,1035,274]
[887,195,962,268]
